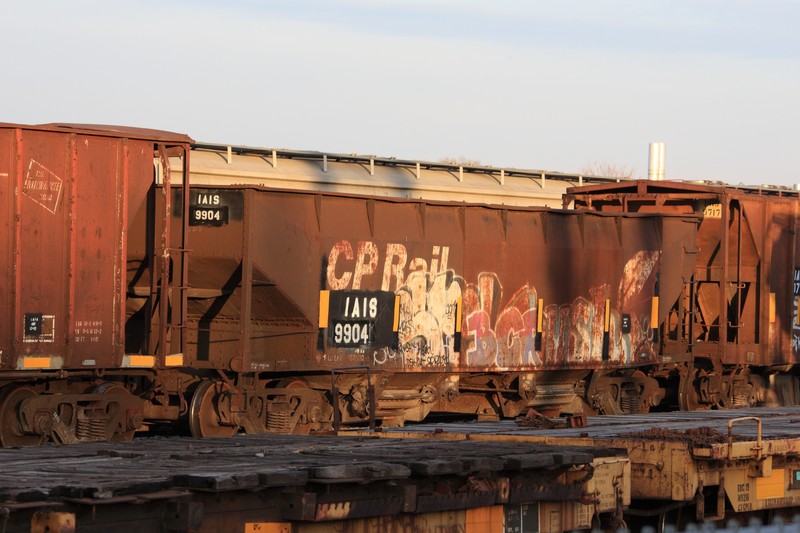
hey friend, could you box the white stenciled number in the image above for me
[194,209,220,221]
[333,322,371,345]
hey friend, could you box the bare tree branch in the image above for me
[580,161,636,179]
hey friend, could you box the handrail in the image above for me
[727,416,762,461]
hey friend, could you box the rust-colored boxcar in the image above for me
[0,124,187,369]
[0,123,191,445]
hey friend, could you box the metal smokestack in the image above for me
[648,142,666,181]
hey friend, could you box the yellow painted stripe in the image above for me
[22,356,51,369]
[127,355,155,367]
[757,468,785,500]
[318,290,330,328]
[651,296,660,328]
[604,299,611,332]
[393,295,401,332]
[245,524,291,533]
[165,354,184,367]
[466,505,504,532]
[455,296,462,333]
[769,293,776,323]
[537,299,544,333]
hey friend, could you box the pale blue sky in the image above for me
[2,1,798,185]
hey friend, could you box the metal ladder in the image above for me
[149,143,191,360]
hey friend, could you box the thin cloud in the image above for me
[1,0,797,185]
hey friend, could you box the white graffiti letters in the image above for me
[382,244,408,291]
[327,240,449,292]
[352,241,378,289]
[327,240,354,290]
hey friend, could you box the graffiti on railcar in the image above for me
[793,268,800,353]
[461,251,659,369]
[325,240,660,369]
[326,240,450,292]
[326,240,462,368]
[462,276,620,368]
[396,268,462,368]
[463,274,538,368]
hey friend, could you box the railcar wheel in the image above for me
[678,369,710,411]
[0,386,45,447]
[189,381,238,438]
[95,383,136,442]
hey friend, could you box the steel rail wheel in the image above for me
[678,368,710,412]
[188,381,238,438]
[0,386,45,447]
[95,383,136,442]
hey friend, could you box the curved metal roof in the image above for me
[0,122,193,144]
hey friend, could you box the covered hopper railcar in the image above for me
[134,184,695,435]
[565,180,800,412]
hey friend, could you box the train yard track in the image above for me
[2,406,800,532]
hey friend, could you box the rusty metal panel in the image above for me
[183,188,247,367]
[1,125,161,371]
[123,141,159,354]
[68,135,128,367]
[674,194,798,366]
[0,129,12,367]
[659,216,700,361]
[794,205,800,363]
[766,200,795,365]
[179,185,699,378]
[12,129,73,369]
[179,187,316,370]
